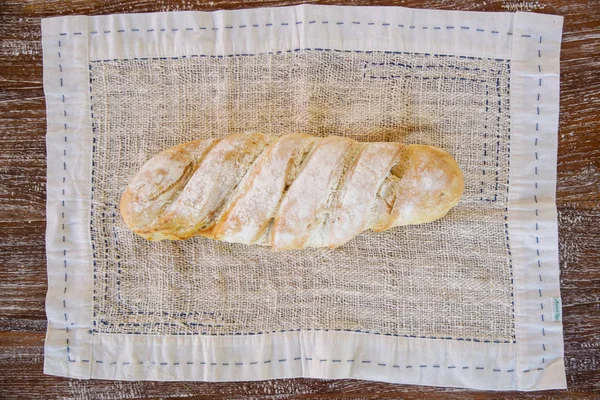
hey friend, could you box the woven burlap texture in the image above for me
[89,50,513,342]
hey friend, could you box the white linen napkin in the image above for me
[42,5,565,390]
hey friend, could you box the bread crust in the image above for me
[120,133,464,249]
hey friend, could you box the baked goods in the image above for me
[120,133,464,250]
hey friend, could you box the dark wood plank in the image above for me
[1,0,598,398]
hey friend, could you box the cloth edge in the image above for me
[509,11,566,391]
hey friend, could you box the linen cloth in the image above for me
[42,5,565,390]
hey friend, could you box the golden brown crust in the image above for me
[381,145,464,230]
[120,133,464,248]
[119,139,217,238]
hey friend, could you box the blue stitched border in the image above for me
[56,18,535,38]
[89,48,515,343]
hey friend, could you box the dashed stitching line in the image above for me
[369,76,488,83]
[82,357,522,371]
[74,23,538,372]
[535,35,547,366]
[89,62,99,333]
[495,68,502,201]
[370,62,501,72]
[90,48,514,345]
[91,324,513,343]
[482,81,489,199]
[88,48,507,63]
[112,218,122,302]
[57,21,527,36]
[58,38,74,364]
[101,209,109,303]
[505,61,516,340]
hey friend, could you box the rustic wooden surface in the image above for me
[0,0,598,398]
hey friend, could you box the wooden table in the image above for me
[1,0,598,398]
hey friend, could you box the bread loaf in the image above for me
[120,133,464,250]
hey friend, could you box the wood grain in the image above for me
[0,0,598,398]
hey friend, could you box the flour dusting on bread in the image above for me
[120,133,464,248]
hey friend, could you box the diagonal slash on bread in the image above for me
[120,133,464,250]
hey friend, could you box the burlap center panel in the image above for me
[89,49,513,342]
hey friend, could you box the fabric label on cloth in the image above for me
[89,50,513,341]
[551,298,562,322]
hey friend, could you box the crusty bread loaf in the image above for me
[120,133,464,250]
